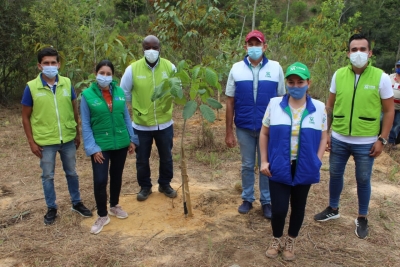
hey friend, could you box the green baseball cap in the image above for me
[285,62,310,80]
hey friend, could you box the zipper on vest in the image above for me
[51,88,63,142]
[349,72,361,135]
[152,69,158,125]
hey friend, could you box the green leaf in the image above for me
[198,89,206,95]
[175,71,190,85]
[199,104,215,123]
[162,96,173,113]
[177,60,187,72]
[151,81,164,102]
[206,98,223,109]
[174,95,187,105]
[183,101,197,120]
[190,82,199,100]
[173,15,183,27]
[171,86,183,99]
[205,67,218,87]
[192,66,201,80]
[200,91,210,103]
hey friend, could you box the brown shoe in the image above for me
[282,236,296,261]
[265,237,283,258]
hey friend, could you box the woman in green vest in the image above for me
[81,60,139,234]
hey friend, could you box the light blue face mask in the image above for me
[42,66,58,79]
[247,46,263,60]
[286,85,308,99]
[96,74,112,88]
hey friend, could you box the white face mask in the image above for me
[144,49,159,64]
[349,51,369,68]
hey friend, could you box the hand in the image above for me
[325,134,331,152]
[369,140,383,157]
[260,161,272,177]
[29,142,43,158]
[128,142,136,154]
[225,132,237,148]
[93,151,105,164]
[74,135,81,149]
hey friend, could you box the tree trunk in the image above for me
[286,0,290,28]
[252,0,257,30]
[180,120,193,217]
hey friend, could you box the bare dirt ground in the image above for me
[1,102,400,267]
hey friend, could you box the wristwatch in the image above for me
[378,136,388,145]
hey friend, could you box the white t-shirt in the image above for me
[330,71,393,144]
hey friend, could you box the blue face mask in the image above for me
[396,68,400,75]
[247,46,263,60]
[96,74,112,88]
[287,85,308,99]
[42,66,58,79]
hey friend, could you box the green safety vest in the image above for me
[82,81,130,151]
[27,74,77,146]
[332,63,382,136]
[131,57,174,126]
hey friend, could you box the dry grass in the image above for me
[0,103,400,267]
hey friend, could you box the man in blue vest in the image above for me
[314,33,394,239]
[21,47,92,225]
[120,35,177,202]
[225,30,285,219]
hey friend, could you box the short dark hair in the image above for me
[37,47,59,63]
[348,33,371,51]
[95,60,114,74]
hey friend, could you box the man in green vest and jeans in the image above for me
[314,34,394,239]
[21,47,92,225]
[120,35,177,201]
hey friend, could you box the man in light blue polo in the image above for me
[225,30,285,219]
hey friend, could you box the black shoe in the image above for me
[158,185,177,198]
[314,206,340,222]
[71,202,93,217]
[355,217,369,239]
[137,187,152,201]
[44,208,57,225]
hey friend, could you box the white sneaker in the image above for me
[90,216,110,234]
[109,205,128,219]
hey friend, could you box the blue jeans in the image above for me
[329,137,374,216]
[40,140,81,209]
[389,110,400,144]
[91,147,128,217]
[134,125,173,188]
[236,127,271,205]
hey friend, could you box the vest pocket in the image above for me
[358,117,376,121]
[333,115,345,118]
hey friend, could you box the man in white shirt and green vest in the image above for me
[314,34,394,239]
[120,35,177,201]
[21,47,92,225]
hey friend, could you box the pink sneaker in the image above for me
[109,205,128,219]
[90,216,110,234]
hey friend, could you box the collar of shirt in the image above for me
[40,73,58,93]
[246,56,263,68]
[97,83,113,95]
[145,58,160,70]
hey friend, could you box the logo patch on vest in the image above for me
[136,75,146,79]
[309,117,315,124]
[62,88,70,97]
[265,72,271,78]
[162,71,168,79]
[364,85,376,90]
[35,92,47,97]
[91,99,102,107]
[114,96,125,101]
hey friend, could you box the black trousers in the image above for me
[91,147,128,217]
[269,161,311,238]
